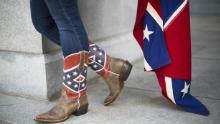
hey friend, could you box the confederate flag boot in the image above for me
[88,42,133,106]
[34,51,89,123]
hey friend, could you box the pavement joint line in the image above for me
[0,104,14,107]
[194,96,220,101]
[0,92,48,102]
[92,31,131,43]
[192,46,207,54]
[0,49,61,56]
[124,86,160,94]
[191,14,220,17]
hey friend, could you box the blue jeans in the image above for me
[30,0,89,57]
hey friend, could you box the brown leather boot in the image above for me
[34,90,88,123]
[34,51,89,123]
[103,57,132,106]
[88,42,132,106]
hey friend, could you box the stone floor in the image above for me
[1,1,220,124]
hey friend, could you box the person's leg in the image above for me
[43,0,89,55]
[32,0,89,122]
[30,0,60,45]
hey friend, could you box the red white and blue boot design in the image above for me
[88,42,110,77]
[88,42,133,105]
[62,51,89,100]
[34,51,89,123]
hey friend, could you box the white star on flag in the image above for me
[98,59,102,63]
[143,24,154,41]
[181,82,190,98]
[93,65,98,68]
[67,81,72,85]
[99,52,103,56]
[67,74,71,78]
[74,84,78,88]
[73,72,78,76]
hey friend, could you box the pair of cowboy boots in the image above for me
[34,42,132,123]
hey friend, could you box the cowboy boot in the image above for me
[88,42,132,106]
[34,51,89,123]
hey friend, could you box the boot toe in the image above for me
[104,93,120,106]
[34,112,65,122]
[34,113,49,121]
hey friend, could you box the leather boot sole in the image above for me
[104,61,133,106]
[34,115,69,123]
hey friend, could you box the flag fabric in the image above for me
[156,74,209,115]
[133,0,209,116]
[142,2,171,71]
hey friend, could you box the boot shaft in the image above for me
[88,42,110,77]
[62,51,89,100]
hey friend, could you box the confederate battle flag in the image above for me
[133,0,209,116]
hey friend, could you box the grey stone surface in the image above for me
[78,0,137,40]
[0,0,43,53]
[191,16,220,48]
[44,51,63,100]
[0,51,47,99]
[42,36,61,53]
[193,48,220,59]
[94,33,142,62]
[191,58,220,99]
[0,51,64,100]
[125,60,160,92]
[0,79,219,124]
[190,0,220,15]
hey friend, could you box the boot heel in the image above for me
[73,104,88,116]
[120,61,133,81]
